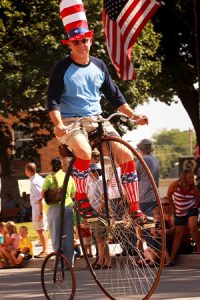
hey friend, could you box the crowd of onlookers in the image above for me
[0,221,32,268]
[0,192,32,223]
[1,171,200,270]
[0,141,200,270]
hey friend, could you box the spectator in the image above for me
[0,221,12,268]
[167,168,200,265]
[137,207,161,267]
[25,163,48,258]
[136,139,160,216]
[3,193,17,210]
[1,221,21,267]
[48,0,151,226]
[11,225,33,266]
[41,157,75,266]
[136,139,160,253]
[177,226,194,255]
[74,225,82,259]
[20,192,32,222]
[87,164,111,269]
[80,218,93,258]
[160,197,175,266]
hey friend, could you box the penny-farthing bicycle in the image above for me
[42,113,165,300]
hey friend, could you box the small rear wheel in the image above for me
[41,252,76,300]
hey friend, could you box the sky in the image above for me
[123,98,194,146]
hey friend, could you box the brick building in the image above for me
[0,113,63,208]
[0,114,61,176]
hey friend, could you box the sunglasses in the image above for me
[71,38,90,46]
[162,203,170,207]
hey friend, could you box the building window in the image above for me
[13,130,33,148]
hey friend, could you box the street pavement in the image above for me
[0,260,200,299]
[0,239,200,300]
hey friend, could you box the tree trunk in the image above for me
[178,88,200,147]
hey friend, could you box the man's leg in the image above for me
[73,157,91,211]
[68,132,92,215]
[120,160,143,217]
[37,229,48,254]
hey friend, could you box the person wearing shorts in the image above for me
[48,0,151,226]
[25,163,48,258]
[167,169,200,265]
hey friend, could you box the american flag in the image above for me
[102,0,160,80]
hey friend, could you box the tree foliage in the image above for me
[151,0,200,146]
[0,0,161,164]
[152,128,196,178]
[2,0,199,170]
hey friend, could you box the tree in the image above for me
[0,0,161,166]
[152,128,196,178]
[151,0,200,147]
[0,0,63,167]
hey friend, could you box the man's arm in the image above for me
[49,110,67,137]
[117,103,148,126]
[38,198,44,221]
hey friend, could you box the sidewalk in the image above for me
[29,239,89,269]
[28,239,200,269]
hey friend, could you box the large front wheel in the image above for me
[78,136,165,300]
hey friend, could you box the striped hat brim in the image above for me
[61,29,94,44]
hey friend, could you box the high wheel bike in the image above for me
[42,113,165,300]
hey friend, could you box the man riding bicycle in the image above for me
[47,0,150,225]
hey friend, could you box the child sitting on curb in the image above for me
[11,225,33,266]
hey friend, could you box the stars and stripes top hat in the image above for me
[60,0,94,44]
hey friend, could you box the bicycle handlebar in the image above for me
[65,112,145,132]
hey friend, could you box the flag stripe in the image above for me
[129,3,159,46]
[103,0,160,80]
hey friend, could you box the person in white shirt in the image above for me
[25,163,48,258]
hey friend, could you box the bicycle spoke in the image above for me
[81,137,165,300]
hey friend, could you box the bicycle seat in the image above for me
[59,144,74,158]
[88,130,98,143]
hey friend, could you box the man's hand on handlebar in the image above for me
[54,125,68,137]
[132,114,148,126]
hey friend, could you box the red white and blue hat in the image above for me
[60,0,94,44]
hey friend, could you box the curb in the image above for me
[27,240,200,269]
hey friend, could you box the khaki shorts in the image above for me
[91,220,107,239]
[32,216,48,231]
[55,115,119,150]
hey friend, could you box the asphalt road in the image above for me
[0,264,200,300]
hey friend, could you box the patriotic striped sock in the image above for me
[73,158,91,209]
[120,161,142,215]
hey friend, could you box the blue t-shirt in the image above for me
[48,56,126,117]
